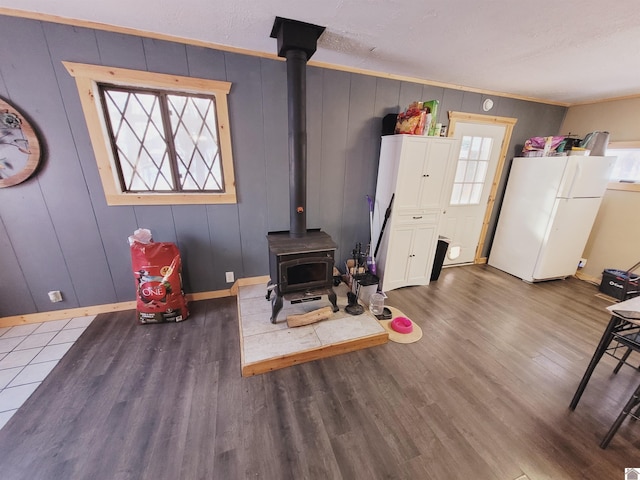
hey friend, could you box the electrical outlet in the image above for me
[225,271,234,283]
[578,258,587,268]
[48,290,63,303]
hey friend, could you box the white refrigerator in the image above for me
[488,155,615,282]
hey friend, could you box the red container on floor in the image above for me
[130,241,189,323]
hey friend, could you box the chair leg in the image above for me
[613,347,633,374]
[570,315,621,410]
[600,382,640,448]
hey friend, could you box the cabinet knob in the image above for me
[409,254,416,257]
[422,174,429,177]
[412,216,423,220]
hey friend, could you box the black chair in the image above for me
[570,262,640,448]
[599,328,640,448]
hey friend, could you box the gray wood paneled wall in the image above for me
[0,15,566,317]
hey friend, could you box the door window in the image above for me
[450,135,493,205]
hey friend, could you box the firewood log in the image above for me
[286,306,333,328]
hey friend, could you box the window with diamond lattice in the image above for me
[450,135,493,205]
[101,86,224,194]
[64,62,235,205]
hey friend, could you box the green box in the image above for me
[422,100,439,136]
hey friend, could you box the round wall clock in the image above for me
[0,98,42,188]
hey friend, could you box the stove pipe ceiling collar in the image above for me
[270,17,326,238]
[270,17,325,60]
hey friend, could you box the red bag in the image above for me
[394,108,426,135]
[130,241,189,324]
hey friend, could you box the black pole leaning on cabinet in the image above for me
[374,194,395,258]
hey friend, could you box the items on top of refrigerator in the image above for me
[522,136,567,157]
[580,131,610,156]
[394,100,441,136]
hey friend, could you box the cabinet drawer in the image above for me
[395,212,438,225]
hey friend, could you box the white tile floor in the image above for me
[0,315,95,430]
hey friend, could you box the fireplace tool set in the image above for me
[345,243,367,315]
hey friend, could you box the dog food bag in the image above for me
[130,238,189,324]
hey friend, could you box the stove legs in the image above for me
[265,282,276,300]
[328,288,339,313]
[267,285,339,324]
[270,286,283,324]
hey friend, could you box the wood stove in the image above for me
[266,230,338,323]
[265,18,339,323]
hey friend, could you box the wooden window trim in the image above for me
[63,61,236,205]
[606,140,640,192]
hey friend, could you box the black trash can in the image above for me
[430,236,450,281]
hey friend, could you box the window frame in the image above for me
[64,61,236,205]
[606,140,640,193]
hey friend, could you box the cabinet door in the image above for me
[406,224,437,284]
[419,139,456,210]
[394,139,428,210]
[382,226,413,291]
[394,138,456,211]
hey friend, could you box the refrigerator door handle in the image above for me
[566,164,581,198]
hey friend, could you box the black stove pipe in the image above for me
[286,48,307,238]
[270,17,325,239]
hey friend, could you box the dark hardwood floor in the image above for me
[0,265,638,479]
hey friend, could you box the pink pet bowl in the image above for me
[390,316,413,334]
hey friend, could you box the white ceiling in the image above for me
[5,0,640,105]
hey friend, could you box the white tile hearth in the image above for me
[238,282,387,375]
[243,327,321,364]
[314,314,386,344]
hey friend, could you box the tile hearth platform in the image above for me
[238,283,388,376]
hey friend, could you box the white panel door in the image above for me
[441,122,506,265]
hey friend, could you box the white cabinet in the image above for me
[372,135,458,292]
[382,222,438,291]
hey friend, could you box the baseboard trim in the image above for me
[231,275,270,296]
[0,301,137,328]
[0,276,271,328]
[575,271,601,285]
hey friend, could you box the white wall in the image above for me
[561,98,640,283]
[561,97,640,141]
[580,188,640,282]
